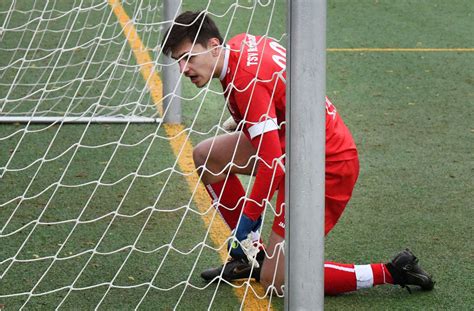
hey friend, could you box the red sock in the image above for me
[204,174,245,230]
[324,262,393,295]
[371,263,393,285]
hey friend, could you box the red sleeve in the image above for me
[232,75,285,221]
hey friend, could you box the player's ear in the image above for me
[208,37,221,56]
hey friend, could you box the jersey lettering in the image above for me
[326,98,337,120]
[269,41,286,70]
[246,34,259,66]
[247,53,259,65]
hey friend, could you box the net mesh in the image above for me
[0,0,286,309]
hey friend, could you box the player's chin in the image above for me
[194,78,210,88]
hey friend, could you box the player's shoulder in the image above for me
[226,34,256,78]
[226,33,280,85]
[227,33,248,46]
[227,33,266,50]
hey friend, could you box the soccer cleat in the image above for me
[201,257,262,282]
[386,249,435,293]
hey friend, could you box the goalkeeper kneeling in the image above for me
[162,11,435,296]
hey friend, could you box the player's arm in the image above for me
[234,77,285,220]
[244,128,284,219]
[227,76,284,261]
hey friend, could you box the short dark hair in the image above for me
[162,11,223,55]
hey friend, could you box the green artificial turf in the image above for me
[1,0,473,310]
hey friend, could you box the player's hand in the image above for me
[222,116,238,131]
[228,214,262,264]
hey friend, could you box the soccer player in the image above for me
[162,11,434,295]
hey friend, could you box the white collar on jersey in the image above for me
[219,45,230,81]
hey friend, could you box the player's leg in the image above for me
[194,131,256,230]
[259,248,434,296]
[259,178,285,294]
[201,158,280,283]
[193,131,256,184]
[259,158,434,295]
[260,229,285,295]
[255,222,435,295]
[259,238,434,295]
[323,158,389,294]
[323,158,434,294]
[255,176,379,296]
[196,132,262,282]
[324,157,359,235]
[325,249,435,294]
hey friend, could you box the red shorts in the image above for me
[272,157,359,238]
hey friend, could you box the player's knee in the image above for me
[260,275,272,292]
[193,140,211,168]
[260,275,284,296]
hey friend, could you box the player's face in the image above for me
[171,39,220,88]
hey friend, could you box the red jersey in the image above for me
[221,33,287,150]
[220,33,357,220]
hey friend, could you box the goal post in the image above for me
[161,0,182,124]
[286,0,326,310]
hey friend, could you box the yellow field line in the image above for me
[328,48,474,52]
[108,1,270,309]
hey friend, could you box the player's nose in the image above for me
[178,59,189,74]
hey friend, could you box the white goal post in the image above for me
[286,1,325,310]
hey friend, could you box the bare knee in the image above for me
[193,139,225,184]
[260,257,285,296]
[260,274,284,296]
[260,275,273,293]
[192,133,255,183]
[193,140,211,170]
[259,230,286,296]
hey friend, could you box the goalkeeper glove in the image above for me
[228,214,262,266]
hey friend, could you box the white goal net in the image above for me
[0,0,286,309]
